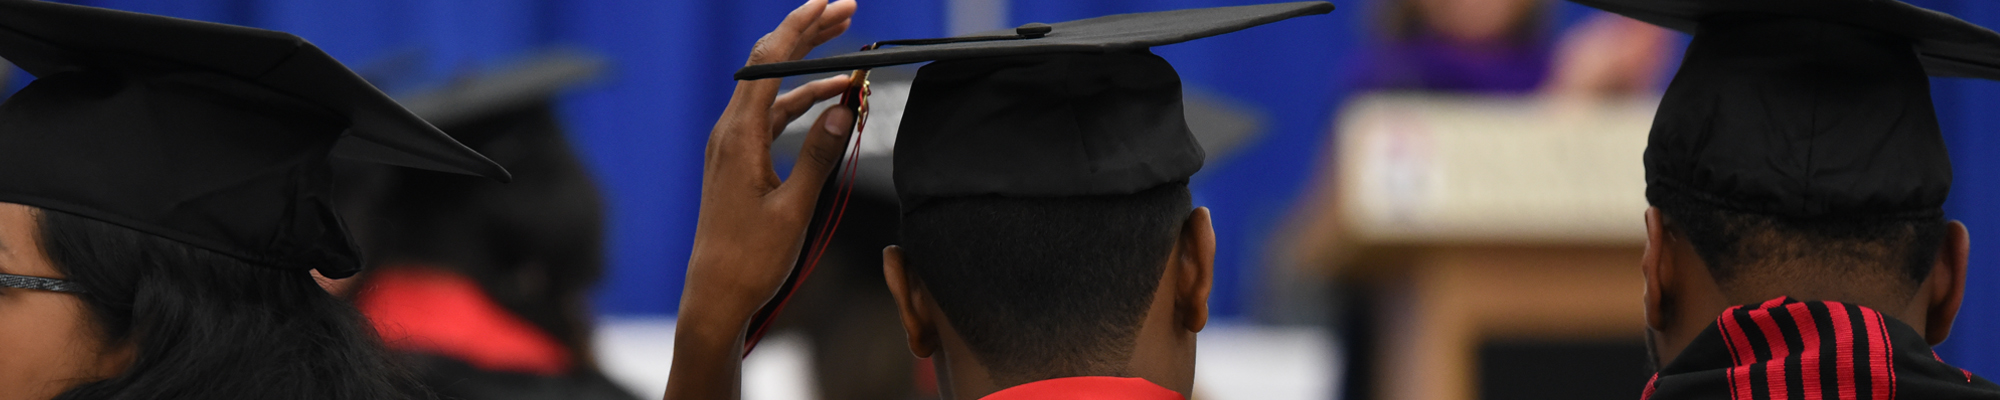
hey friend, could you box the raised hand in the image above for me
[667,1,856,399]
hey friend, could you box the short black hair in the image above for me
[1651,189,1947,295]
[899,182,1192,382]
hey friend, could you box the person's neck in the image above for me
[1722,287,1926,335]
[1660,287,1925,367]
[931,288,1199,399]
[931,336,1129,399]
[931,340,1195,399]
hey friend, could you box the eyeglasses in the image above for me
[0,273,83,293]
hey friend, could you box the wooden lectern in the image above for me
[1279,94,1661,400]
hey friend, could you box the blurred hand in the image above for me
[686,0,857,324]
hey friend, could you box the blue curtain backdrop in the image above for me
[1918,0,2000,377]
[37,0,1361,322]
[32,0,2000,374]
[46,0,951,318]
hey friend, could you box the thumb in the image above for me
[779,104,855,201]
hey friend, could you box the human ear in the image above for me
[1176,207,1215,334]
[1923,221,1970,346]
[882,246,937,357]
[1643,207,1673,331]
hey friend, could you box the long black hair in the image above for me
[37,208,432,400]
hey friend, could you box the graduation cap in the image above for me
[332,50,606,265]
[743,0,1332,209]
[0,1,509,278]
[1568,0,2000,218]
[730,1,1335,353]
[391,49,606,131]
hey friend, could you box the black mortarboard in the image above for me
[0,1,509,278]
[1570,0,2000,218]
[730,1,1334,354]
[739,1,1334,212]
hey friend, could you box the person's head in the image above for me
[0,202,429,400]
[1640,193,1969,368]
[881,182,1215,398]
[354,103,608,365]
[1621,12,1991,368]
[0,4,504,399]
[783,14,1324,395]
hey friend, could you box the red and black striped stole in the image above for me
[1716,297,1896,400]
[1643,297,1999,400]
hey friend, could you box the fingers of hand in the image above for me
[717,0,857,200]
[768,74,854,137]
[813,20,852,48]
[748,0,828,67]
[776,105,856,205]
[716,74,847,192]
[794,0,857,60]
[731,0,834,134]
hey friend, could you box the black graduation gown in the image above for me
[414,355,641,400]
[1644,297,2000,400]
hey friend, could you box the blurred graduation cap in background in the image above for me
[736,1,1336,353]
[334,48,608,261]
[1566,0,2000,218]
[389,49,607,130]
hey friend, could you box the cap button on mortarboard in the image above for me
[1016,23,1052,38]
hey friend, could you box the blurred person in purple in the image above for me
[1358,0,1673,96]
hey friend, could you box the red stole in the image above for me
[980,377,1185,400]
[355,266,572,376]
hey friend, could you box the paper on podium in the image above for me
[1333,93,1656,246]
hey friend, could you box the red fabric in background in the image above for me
[355,266,573,376]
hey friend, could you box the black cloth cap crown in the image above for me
[1571,0,2000,218]
[1645,16,1951,218]
[894,51,1202,212]
[0,1,509,278]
